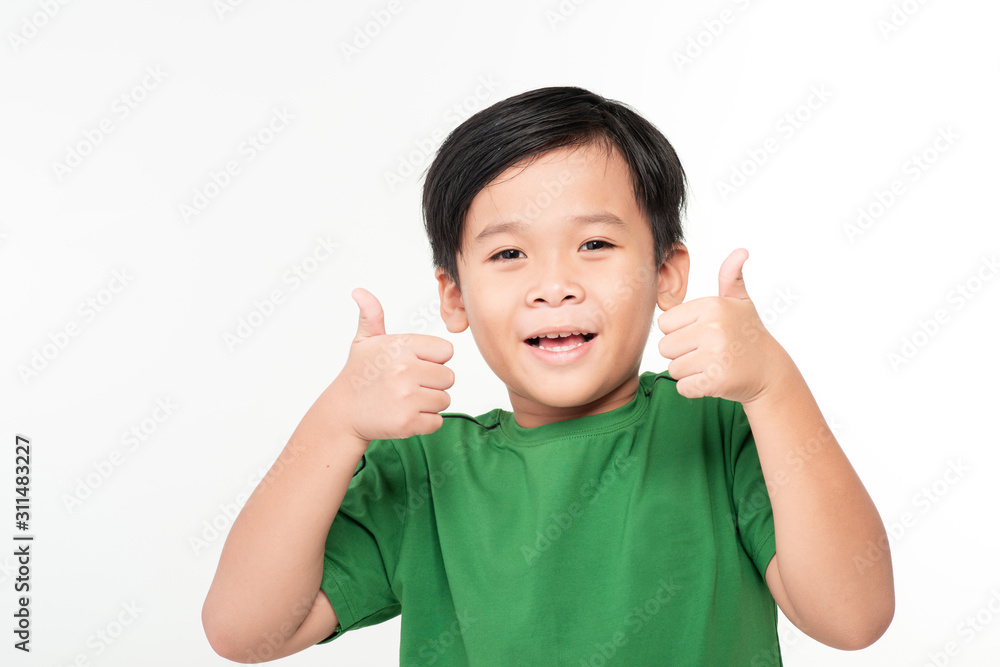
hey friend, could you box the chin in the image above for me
[539,396,590,410]
[527,387,601,410]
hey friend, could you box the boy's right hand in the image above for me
[331,287,455,443]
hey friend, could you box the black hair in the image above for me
[421,86,687,290]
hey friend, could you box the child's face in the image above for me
[436,142,688,427]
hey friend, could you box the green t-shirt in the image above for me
[319,370,781,666]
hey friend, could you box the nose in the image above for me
[526,256,585,305]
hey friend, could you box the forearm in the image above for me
[743,357,894,647]
[203,382,369,658]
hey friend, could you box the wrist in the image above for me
[299,380,371,455]
[744,346,802,409]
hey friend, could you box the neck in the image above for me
[509,374,640,429]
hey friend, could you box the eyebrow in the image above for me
[473,213,627,244]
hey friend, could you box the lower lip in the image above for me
[525,336,596,365]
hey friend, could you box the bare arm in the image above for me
[747,360,894,650]
[658,248,894,650]
[201,383,369,662]
[201,287,454,662]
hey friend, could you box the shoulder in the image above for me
[641,368,739,420]
[359,408,503,476]
[639,368,678,397]
[640,370,751,459]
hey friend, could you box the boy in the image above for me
[203,86,894,665]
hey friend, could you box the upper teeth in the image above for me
[539,332,586,338]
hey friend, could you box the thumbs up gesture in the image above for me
[330,287,456,442]
[656,249,790,403]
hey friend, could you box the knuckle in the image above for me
[429,413,444,432]
[397,417,418,438]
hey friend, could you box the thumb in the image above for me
[351,287,387,341]
[718,248,750,299]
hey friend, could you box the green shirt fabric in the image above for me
[319,370,781,666]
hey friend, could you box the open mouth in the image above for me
[525,332,597,352]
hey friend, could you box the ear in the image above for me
[435,266,470,333]
[655,242,690,311]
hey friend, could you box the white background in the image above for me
[2,0,999,665]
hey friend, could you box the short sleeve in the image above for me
[317,438,405,644]
[728,401,777,580]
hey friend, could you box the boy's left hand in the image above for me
[657,248,792,404]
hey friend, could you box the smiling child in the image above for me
[203,86,894,665]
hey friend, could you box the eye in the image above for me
[581,240,615,251]
[488,248,526,262]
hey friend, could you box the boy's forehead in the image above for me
[462,143,635,239]
[491,141,623,190]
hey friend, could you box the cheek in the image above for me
[465,298,512,348]
[625,300,659,348]
[597,273,656,321]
